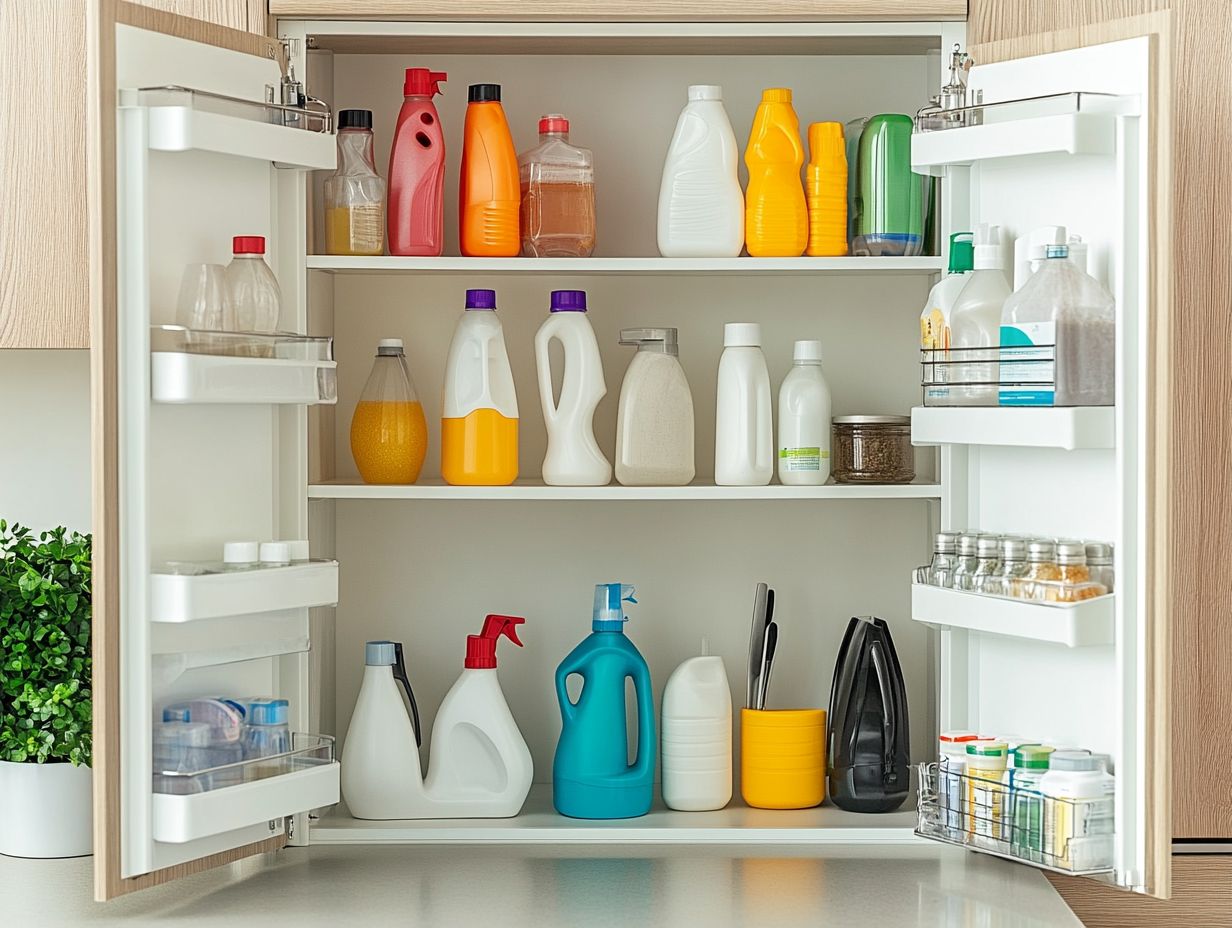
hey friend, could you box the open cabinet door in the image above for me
[909,12,1172,901]
[88,1,339,900]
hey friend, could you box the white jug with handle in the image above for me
[534,289,612,486]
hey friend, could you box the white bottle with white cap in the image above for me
[715,323,773,486]
[657,85,745,257]
[777,340,832,486]
[661,654,732,811]
[948,222,1011,406]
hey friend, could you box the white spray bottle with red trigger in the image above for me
[341,615,533,819]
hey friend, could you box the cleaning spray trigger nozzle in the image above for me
[466,615,526,669]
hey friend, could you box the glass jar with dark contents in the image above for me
[832,415,915,484]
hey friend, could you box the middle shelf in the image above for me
[306,255,946,276]
[308,479,943,501]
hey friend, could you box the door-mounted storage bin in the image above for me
[150,559,339,623]
[150,326,337,405]
[910,583,1114,647]
[152,733,338,844]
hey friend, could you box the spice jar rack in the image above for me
[909,583,1114,647]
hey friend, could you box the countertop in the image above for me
[0,843,1084,927]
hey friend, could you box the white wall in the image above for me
[0,350,92,533]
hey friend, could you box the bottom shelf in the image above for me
[310,784,919,846]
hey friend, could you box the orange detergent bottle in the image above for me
[441,289,519,485]
[805,121,848,257]
[459,84,520,257]
[744,88,808,257]
[351,339,428,484]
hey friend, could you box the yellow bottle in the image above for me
[805,122,848,257]
[350,339,428,485]
[744,88,807,258]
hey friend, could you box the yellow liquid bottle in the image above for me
[744,88,808,258]
[805,122,848,257]
[350,339,427,484]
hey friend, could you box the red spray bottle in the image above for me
[388,68,447,256]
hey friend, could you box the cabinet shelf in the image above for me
[305,255,944,276]
[910,406,1115,450]
[150,560,339,624]
[910,583,1114,647]
[308,479,942,501]
[310,786,919,846]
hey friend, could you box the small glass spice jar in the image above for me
[1013,539,1060,600]
[928,531,959,588]
[832,415,915,484]
[971,534,1004,594]
[1085,541,1115,592]
[986,536,1029,597]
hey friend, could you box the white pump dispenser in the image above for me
[341,617,533,819]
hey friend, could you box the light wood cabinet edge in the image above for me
[1048,856,1232,928]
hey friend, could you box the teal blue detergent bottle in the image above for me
[553,583,656,819]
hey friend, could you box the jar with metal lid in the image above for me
[1085,541,1114,592]
[929,531,959,588]
[987,536,1029,597]
[832,415,914,484]
[971,535,1003,594]
[1012,540,1059,599]
[1055,540,1091,584]
[951,533,980,591]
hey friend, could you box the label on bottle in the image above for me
[779,447,827,471]
[999,322,1056,406]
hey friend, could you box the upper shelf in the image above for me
[309,479,942,501]
[307,256,945,276]
[911,92,1139,173]
[911,406,1115,451]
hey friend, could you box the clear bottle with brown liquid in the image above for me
[518,114,596,257]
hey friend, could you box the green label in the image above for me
[779,447,828,471]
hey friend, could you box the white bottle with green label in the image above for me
[777,340,832,486]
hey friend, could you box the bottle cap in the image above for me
[1027,539,1057,562]
[934,531,958,553]
[593,583,637,632]
[761,87,792,103]
[1046,244,1070,259]
[1085,541,1113,564]
[365,640,397,666]
[807,121,845,168]
[619,328,679,356]
[404,68,446,97]
[153,720,213,749]
[1049,750,1101,772]
[223,541,259,564]
[465,288,497,310]
[464,614,526,669]
[259,542,291,565]
[973,223,1002,270]
[957,534,979,556]
[947,232,975,273]
[1001,537,1027,559]
[377,338,404,356]
[468,83,501,103]
[283,539,310,561]
[793,339,822,362]
[976,535,1001,557]
[966,741,1008,757]
[549,290,587,312]
[723,322,761,348]
[687,85,722,101]
[338,109,373,130]
[1014,745,1056,769]
[246,698,289,727]
[939,730,979,744]
[232,235,266,255]
[538,113,569,134]
[162,706,192,722]
[1056,540,1087,565]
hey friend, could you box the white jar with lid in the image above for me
[615,328,695,487]
[1039,750,1115,870]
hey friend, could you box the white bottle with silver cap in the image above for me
[776,339,832,486]
[715,322,773,486]
[615,327,695,487]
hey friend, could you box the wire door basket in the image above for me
[915,762,1114,876]
[919,345,1060,406]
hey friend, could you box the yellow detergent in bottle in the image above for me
[805,121,848,257]
[441,289,519,486]
[744,88,808,258]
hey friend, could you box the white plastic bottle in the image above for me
[615,327,695,487]
[947,223,1011,406]
[657,85,744,258]
[225,235,282,333]
[1039,750,1115,871]
[714,323,773,486]
[661,654,732,812]
[776,340,832,486]
[920,232,973,405]
[534,289,612,486]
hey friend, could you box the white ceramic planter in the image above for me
[0,760,93,858]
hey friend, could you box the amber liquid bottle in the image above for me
[518,114,596,257]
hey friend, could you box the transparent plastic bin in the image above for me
[151,324,333,360]
[916,761,1114,875]
[153,732,334,795]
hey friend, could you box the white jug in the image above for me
[534,290,612,486]
[661,655,732,811]
[714,322,773,486]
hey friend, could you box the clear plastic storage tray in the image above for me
[154,732,334,795]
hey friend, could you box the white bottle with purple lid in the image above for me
[534,290,612,486]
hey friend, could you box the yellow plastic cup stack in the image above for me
[805,121,848,257]
[740,708,827,809]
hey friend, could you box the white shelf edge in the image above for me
[911,112,1117,171]
[910,583,1115,648]
[307,479,942,501]
[149,561,338,623]
[305,255,945,276]
[910,406,1115,451]
[151,353,338,405]
[144,105,336,170]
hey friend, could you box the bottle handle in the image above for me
[627,667,656,779]
[535,327,560,427]
[555,660,582,725]
[392,642,422,747]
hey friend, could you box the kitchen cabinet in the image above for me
[85,0,1195,912]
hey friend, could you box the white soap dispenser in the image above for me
[661,651,732,811]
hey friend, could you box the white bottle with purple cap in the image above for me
[534,290,612,486]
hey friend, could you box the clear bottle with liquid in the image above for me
[325,109,386,256]
[519,114,595,257]
[350,339,428,485]
[226,235,281,334]
[947,223,1010,405]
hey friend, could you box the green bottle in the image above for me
[851,114,924,257]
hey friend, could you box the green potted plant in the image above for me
[0,522,93,858]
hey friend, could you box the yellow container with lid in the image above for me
[805,122,848,257]
[740,708,826,809]
[966,740,1009,840]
